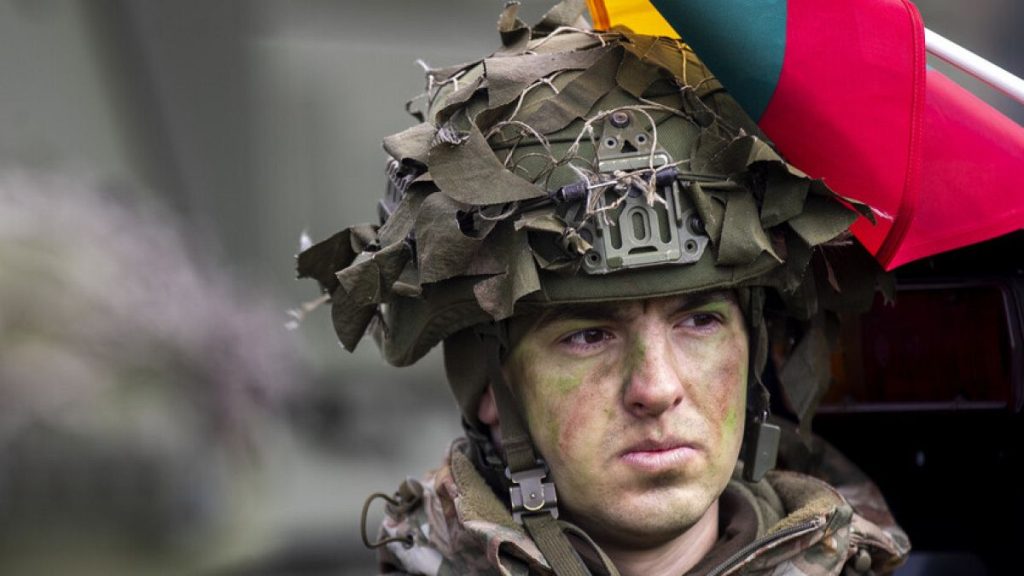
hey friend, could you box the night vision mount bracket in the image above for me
[571,110,710,275]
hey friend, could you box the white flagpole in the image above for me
[925,27,1024,106]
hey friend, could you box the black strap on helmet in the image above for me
[739,287,781,482]
[477,324,595,576]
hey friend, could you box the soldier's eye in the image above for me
[690,313,717,327]
[678,312,722,332]
[563,328,611,348]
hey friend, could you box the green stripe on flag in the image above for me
[649,0,786,121]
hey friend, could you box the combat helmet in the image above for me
[297,0,883,571]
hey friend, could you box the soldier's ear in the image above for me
[477,384,499,427]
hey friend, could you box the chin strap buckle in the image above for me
[507,464,559,523]
[742,408,781,483]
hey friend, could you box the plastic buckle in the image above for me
[506,465,559,523]
[742,409,780,483]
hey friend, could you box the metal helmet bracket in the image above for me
[572,110,709,274]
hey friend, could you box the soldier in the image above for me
[297,1,910,574]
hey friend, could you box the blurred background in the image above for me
[0,1,1020,574]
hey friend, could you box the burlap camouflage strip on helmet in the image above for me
[296,0,886,427]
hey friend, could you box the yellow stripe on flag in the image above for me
[586,0,678,38]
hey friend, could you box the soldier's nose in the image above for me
[622,338,684,417]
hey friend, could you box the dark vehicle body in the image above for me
[814,232,1024,575]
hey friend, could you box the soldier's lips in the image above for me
[619,440,699,472]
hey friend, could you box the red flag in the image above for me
[896,68,1024,268]
[590,0,1024,269]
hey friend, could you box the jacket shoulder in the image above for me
[376,439,550,575]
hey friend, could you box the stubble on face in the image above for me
[503,293,749,548]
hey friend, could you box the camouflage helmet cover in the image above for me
[297,1,881,420]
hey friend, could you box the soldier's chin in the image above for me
[563,494,713,550]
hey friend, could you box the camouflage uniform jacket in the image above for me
[376,438,910,576]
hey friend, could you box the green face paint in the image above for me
[624,339,646,377]
[505,294,750,548]
[722,403,739,437]
[551,374,584,395]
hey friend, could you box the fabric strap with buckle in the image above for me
[479,325,592,576]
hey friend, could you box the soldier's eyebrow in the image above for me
[534,303,629,330]
[535,291,738,330]
[667,291,737,314]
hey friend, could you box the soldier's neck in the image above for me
[598,499,719,576]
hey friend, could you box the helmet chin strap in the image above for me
[742,380,781,482]
[740,287,781,482]
[475,323,595,576]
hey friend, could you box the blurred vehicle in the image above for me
[814,231,1024,575]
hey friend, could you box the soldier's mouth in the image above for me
[619,440,698,472]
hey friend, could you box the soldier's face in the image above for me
[503,292,748,547]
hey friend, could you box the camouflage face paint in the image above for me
[623,339,647,380]
[722,398,741,439]
[551,374,584,396]
[505,294,749,548]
